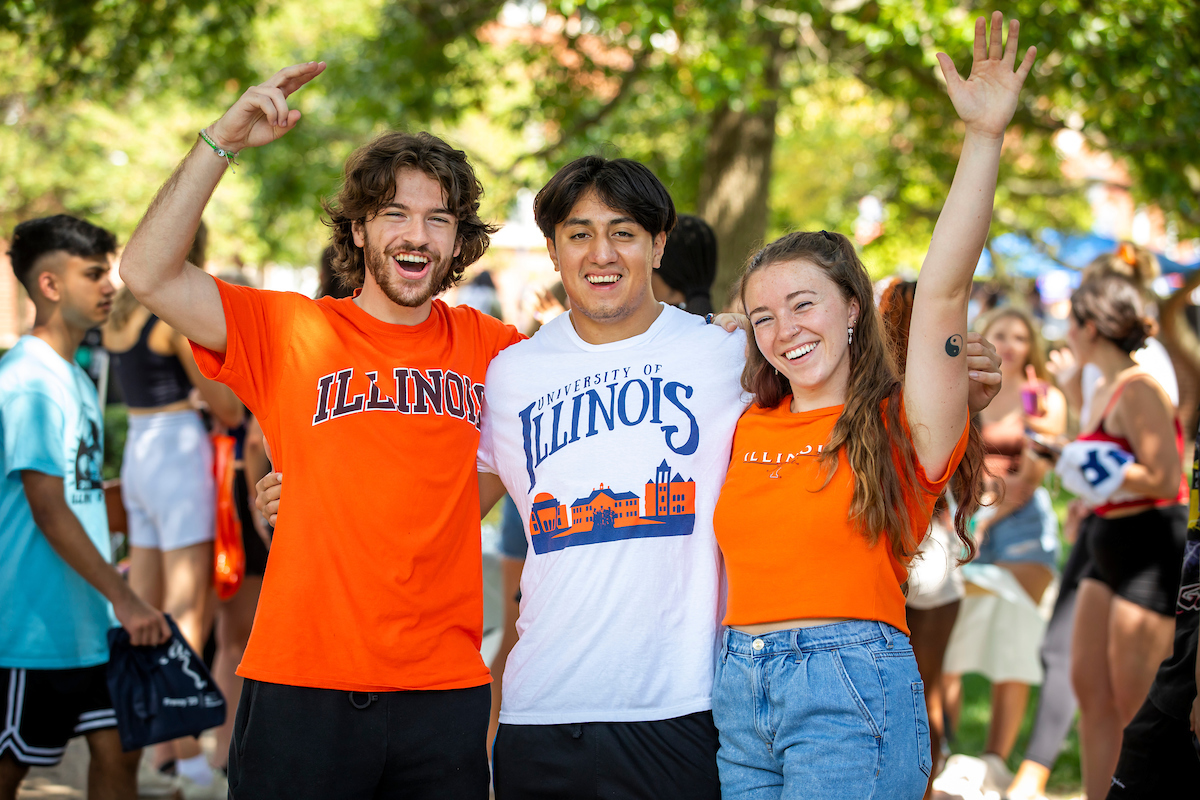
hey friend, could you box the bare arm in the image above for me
[243,416,272,547]
[905,13,1035,477]
[22,471,170,646]
[172,328,246,428]
[119,61,326,352]
[479,472,507,518]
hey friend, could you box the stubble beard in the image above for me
[363,232,453,309]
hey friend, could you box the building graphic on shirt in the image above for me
[528,459,696,554]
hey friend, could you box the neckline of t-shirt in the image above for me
[770,397,845,420]
[557,303,677,352]
[21,334,85,381]
[336,293,444,337]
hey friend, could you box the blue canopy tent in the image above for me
[975,231,1200,278]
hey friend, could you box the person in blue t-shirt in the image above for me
[0,215,170,800]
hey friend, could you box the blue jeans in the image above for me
[712,621,930,800]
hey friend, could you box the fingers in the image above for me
[936,51,962,87]
[265,61,327,95]
[968,369,1002,385]
[973,15,987,63]
[1001,18,1019,64]
[154,611,171,646]
[1016,45,1037,82]
[988,11,1004,60]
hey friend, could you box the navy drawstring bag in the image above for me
[106,615,226,751]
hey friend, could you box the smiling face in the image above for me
[352,167,461,309]
[983,314,1032,377]
[547,190,667,344]
[743,259,859,409]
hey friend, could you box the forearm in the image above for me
[121,141,226,301]
[919,131,1004,300]
[27,488,131,607]
[1120,462,1182,500]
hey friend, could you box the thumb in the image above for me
[935,52,962,88]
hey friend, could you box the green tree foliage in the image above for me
[1,0,1195,295]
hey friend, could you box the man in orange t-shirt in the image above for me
[118,62,520,800]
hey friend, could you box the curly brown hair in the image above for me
[322,131,498,293]
[738,231,984,566]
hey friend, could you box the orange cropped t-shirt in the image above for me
[713,399,969,635]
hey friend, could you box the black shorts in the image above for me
[0,665,117,766]
[1082,505,1188,616]
[493,711,721,800]
[227,679,490,800]
[1106,696,1200,798]
[233,468,268,577]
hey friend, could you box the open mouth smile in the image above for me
[783,342,817,360]
[392,252,431,278]
[586,274,621,285]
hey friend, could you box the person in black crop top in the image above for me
[102,235,244,791]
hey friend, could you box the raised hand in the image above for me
[207,61,327,153]
[935,12,1036,141]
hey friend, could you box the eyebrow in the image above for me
[747,290,817,316]
[381,202,456,217]
[563,215,637,227]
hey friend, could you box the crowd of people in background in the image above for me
[1,13,1197,800]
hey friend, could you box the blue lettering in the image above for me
[661,381,699,455]
[519,401,538,490]
[617,379,650,426]
[586,383,618,437]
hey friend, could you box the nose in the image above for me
[588,235,617,265]
[101,275,116,297]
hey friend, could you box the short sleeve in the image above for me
[189,277,279,417]
[2,391,66,479]
[915,418,971,494]
[476,392,498,475]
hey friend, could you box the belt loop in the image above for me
[879,622,894,648]
[791,629,801,656]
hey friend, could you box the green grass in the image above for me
[948,481,1083,792]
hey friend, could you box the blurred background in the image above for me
[3,2,1198,797]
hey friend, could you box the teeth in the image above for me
[394,254,428,263]
[586,275,620,284]
[784,342,817,360]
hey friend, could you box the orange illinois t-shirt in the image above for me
[713,399,969,635]
[191,278,522,691]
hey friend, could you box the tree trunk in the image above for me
[696,33,783,310]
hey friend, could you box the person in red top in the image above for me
[1052,272,1188,800]
[118,62,521,800]
[711,14,1033,799]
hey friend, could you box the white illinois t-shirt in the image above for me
[478,305,749,724]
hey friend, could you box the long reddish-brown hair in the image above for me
[740,232,983,565]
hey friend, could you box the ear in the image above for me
[848,297,860,327]
[546,237,560,273]
[351,219,366,249]
[36,269,62,304]
[651,231,667,269]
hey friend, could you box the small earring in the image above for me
[848,326,854,346]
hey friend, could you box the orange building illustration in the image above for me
[645,459,695,517]
[527,460,697,554]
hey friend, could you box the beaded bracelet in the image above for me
[199,129,239,173]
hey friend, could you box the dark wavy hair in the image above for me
[8,214,117,292]
[738,231,984,566]
[322,131,498,293]
[1071,272,1157,354]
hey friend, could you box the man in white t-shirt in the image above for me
[477,156,746,798]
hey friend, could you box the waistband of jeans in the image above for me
[722,620,901,656]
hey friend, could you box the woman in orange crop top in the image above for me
[1052,273,1188,800]
[710,14,1034,799]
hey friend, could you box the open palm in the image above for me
[936,12,1036,140]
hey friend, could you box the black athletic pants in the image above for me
[492,710,721,800]
[1106,696,1200,798]
[227,679,490,799]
